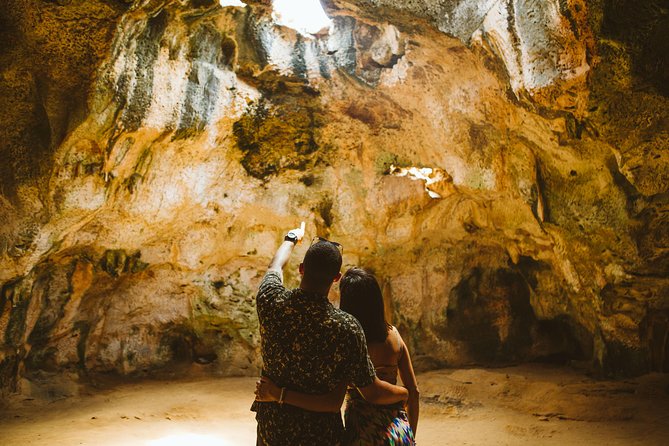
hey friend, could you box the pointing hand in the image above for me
[289,221,306,243]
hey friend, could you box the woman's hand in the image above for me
[255,376,282,402]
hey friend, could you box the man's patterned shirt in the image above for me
[251,271,376,445]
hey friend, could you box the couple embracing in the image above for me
[251,222,420,445]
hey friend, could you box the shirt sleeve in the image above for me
[256,270,285,319]
[346,318,376,388]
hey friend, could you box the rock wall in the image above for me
[1,0,668,394]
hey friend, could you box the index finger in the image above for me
[300,221,305,233]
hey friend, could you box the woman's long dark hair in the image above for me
[339,268,389,343]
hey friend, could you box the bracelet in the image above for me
[278,387,286,406]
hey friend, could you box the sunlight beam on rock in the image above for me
[147,433,234,446]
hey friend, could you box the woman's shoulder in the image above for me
[387,325,404,351]
[388,324,402,339]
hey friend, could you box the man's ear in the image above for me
[299,263,305,276]
[332,272,342,283]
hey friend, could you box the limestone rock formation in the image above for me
[1,0,668,395]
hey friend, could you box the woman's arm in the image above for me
[255,376,347,413]
[397,335,420,435]
[356,376,408,405]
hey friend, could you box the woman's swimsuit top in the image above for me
[374,364,399,385]
[349,326,403,400]
[349,344,403,409]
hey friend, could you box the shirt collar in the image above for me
[292,288,330,305]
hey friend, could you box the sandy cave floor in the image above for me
[1,364,668,446]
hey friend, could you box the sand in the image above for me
[1,364,668,445]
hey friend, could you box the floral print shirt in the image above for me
[252,271,376,445]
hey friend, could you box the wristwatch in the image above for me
[284,231,299,244]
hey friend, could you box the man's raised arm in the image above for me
[256,222,306,314]
[267,222,306,280]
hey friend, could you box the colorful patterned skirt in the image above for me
[344,392,416,446]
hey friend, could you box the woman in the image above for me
[256,267,420,445]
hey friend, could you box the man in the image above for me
[251,222,408,445]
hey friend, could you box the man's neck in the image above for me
[299,278,331,297]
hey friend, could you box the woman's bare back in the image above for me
[367,326,403,385]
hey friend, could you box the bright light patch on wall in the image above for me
[147,433,233,446]
[219,0,246,7]
[272,0,332,36]
[389,164,445,199]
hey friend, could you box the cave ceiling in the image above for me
[0,0,668,392]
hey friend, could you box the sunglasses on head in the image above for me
[310,236,343,255]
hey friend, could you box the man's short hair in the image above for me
[302,241,342,286]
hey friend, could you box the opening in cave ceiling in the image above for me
[272,0,332,36]
[218,0,246,7]
[389,164,447,199]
